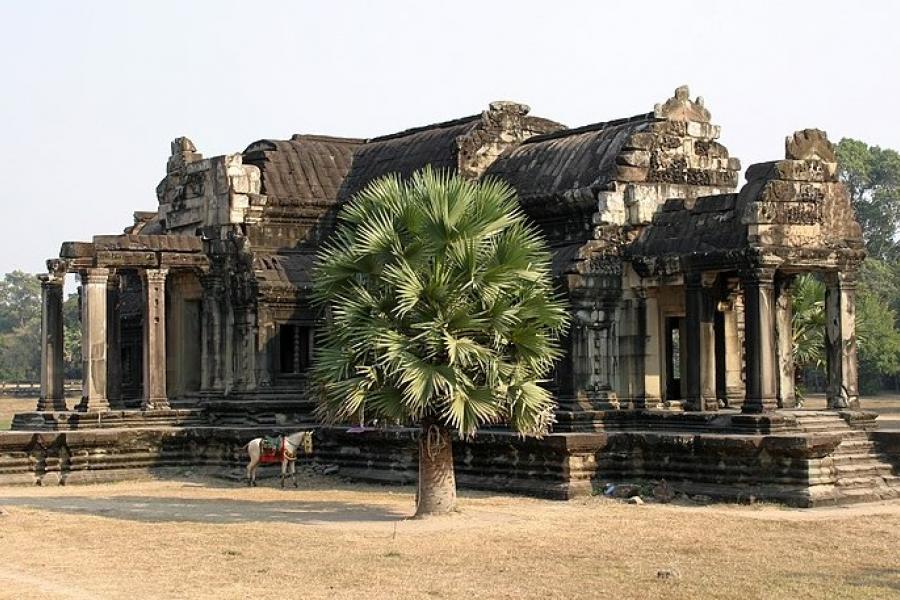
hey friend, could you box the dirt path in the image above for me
[1,477,899,599]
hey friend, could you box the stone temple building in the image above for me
[10,86,898,506]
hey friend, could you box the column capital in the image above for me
[142,268,169,284]
[825,270,858,290]
[741,266,776,286]
[106,271,121,290]
[81,267,110,285]
[38,273,64,288]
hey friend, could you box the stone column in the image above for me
[825,271,860,410]
[78,268,110,412]
[723,296,745,405]
[775,276,796,408]
[223,295,235,394]
[684,274,717,411]
[200,287,209,391]
[37,273,66,411]
[200,275,225,392]
[106,273,123,408]
[142,268,170,410]
[714,308,727,407]
[743,268,778,413]
[637,288,663,409]
[699,293,717,411]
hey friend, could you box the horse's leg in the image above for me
[247,441,259,487]
[292,459,298,488]
[280,459,286,488]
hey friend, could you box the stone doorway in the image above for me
[664,316,683,401]
[166,271,203,402]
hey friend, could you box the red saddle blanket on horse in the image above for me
[259,436,285,464]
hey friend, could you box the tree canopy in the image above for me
[0,271,81,383]
[836,138,900,260]
[311,169,569,438]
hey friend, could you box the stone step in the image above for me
[831,452,886,465]
[835,463,896,479]
[835,474,900,489]
[835,439,876,452]
[833,486,900,505]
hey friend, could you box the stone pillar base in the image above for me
[76,397,110,412]
[633,395,664,410]
[36,398,67,412]
[742,397,778,414]
[142,397,171,411]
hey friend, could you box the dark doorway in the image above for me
[665,316,683,400]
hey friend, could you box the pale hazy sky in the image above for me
[1,1,898,277]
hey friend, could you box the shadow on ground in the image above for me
[0,493,408,525]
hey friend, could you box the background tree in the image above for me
[836,138,900,261]
[0,271,40,332]
[312,169,568,516]
[62,291,82,379]
[0,272,82,384]
[0,271,42,383]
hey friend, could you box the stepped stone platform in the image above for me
[10,409,208,431]
[2,408,898,507]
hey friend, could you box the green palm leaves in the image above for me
[311,168,568,437]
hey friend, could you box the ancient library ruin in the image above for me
[4,86,899,506]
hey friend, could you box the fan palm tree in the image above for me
[311,168,568,516]
[791,273,826,379]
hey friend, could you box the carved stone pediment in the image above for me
[784,129,836,162]
[654,85,711,123]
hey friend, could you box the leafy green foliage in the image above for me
[791,274,825,371]
[0,271,42,382]
[63,292,82,379]
[0,272,81,382]
[836,138,900,260]
[792,266,900,394]
[311,169,568,437]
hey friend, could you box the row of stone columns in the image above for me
[37,267,171,412]
[677,267,859,413]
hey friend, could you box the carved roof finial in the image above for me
[166,136,202,173]
[654,85,711,123]
[784,129,836,162]
[171,136,197,155]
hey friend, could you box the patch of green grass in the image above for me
[0,418,10,431]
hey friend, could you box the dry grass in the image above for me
[0,476,899,600]
[0,397,39,430]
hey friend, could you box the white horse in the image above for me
[244,431,314,488]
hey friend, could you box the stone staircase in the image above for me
[793,411,900,504]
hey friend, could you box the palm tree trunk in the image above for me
[415,419,456,517]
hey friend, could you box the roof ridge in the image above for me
[523,112,659,144]
[289,133,367,144]
[368,114,482,143]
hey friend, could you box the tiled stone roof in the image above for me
[337,116,484,202]
[243,135,364,207]
[485,114,658,217]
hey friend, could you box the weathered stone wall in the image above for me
[2,420,897,506]
[0,427,284,486]
[155,138,263,236]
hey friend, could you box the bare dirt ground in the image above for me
[0,476,899,600]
